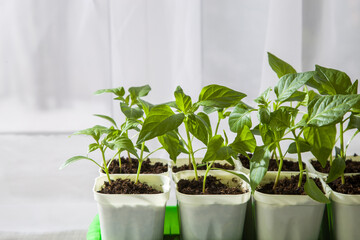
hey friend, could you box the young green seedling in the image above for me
[94,85,152,171]
[243,52,329,203]
[156,84,250,192]
[304,65,360,184]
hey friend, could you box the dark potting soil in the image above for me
[177,176,247,195]
[98,178,161,194]
[104,157,168,174]
[311,156,360,174]
[172,162,234,173]
[239,154,306,171]
[328,175,360,194]
[257,175,324,195]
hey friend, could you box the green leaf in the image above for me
[304,125,336,168]
[198,84,246,108]
[137,105,185,144]
[327,147,346,183]
[346,80,358,95]
[284,91,307,102]
[259,124,276,147]
[135,143,149,153]
[269,107,292,131]
[203,135,234,162]
[94,87,125,97]
[267,52,296,78]
[88,143,99,153]
[250,145,271,192]
[287,138,311,154]
[304,177,330,203]
[120,119,141,134]
[187,113,211,145]
[174,86,193,113]
[203,106,220,114]
[258,106,270,124]
[137,99,154,116]
[113,136,139,159]
[73,125,108,142]
[158,131,181,162]
[198,112,212,135]
[128,85,151,101]
[315,65,352,95]
[120,102,144,119]
[60,156,101,170]
[213,168,250,185]
[230,126,256,156]
[307,95,360,127]
[94,114,117,128]
[228,104,253,133]
[254,87,271,105]
[274,72,314,103]
[346,113,360,131]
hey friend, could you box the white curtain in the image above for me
[1,0,360,233]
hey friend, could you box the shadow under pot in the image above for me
[173,170,250,240]
[93,174,170,240]
[238,154,305,175]
[327,173,360,240]
[254,172,327,240]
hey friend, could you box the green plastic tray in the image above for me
[87,206,180,240]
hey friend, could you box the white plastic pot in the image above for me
[239,157,298,175]
[174,170,250,240]
[93,174,170,240]
[171,157,240,173]
[254,172,327,240]
[329,174,360,240]
[99,158,170,177]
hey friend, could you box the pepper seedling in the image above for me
[242,52,330,203]
[303,65,360,184]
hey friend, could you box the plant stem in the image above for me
[340,120,345,184]
[135,142,145,184]
[185,119,198,180]
[202,161,214,193]
[293,130,304,187]
[214,112,221,136]
[100,147,112,184]
[274,150,279,167]
[273,135,284,189]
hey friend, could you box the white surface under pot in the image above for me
[254,172,327,240]
[93,174,170,240]
[174,170,250,240]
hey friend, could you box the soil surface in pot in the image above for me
[172,162,234,173]
[104,157,168,174]
[311,155,360,174]
[98,178,161,194]
[257,175,323,195]
[328,175,360,194]
[177,176,247,195]
[239,154,306,171]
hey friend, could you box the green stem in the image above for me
[274,150,279,167]
[340,120,345,185]
[135,142,145,184]
[214,112,221,136]
[144,147,164,160]
[100,147,112,184]
[292,130,304,187]
[185,119,198,180]
[203,161,214,193]
[273,135,284,189]
[194,147,207,154]
[345,130,359,154]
